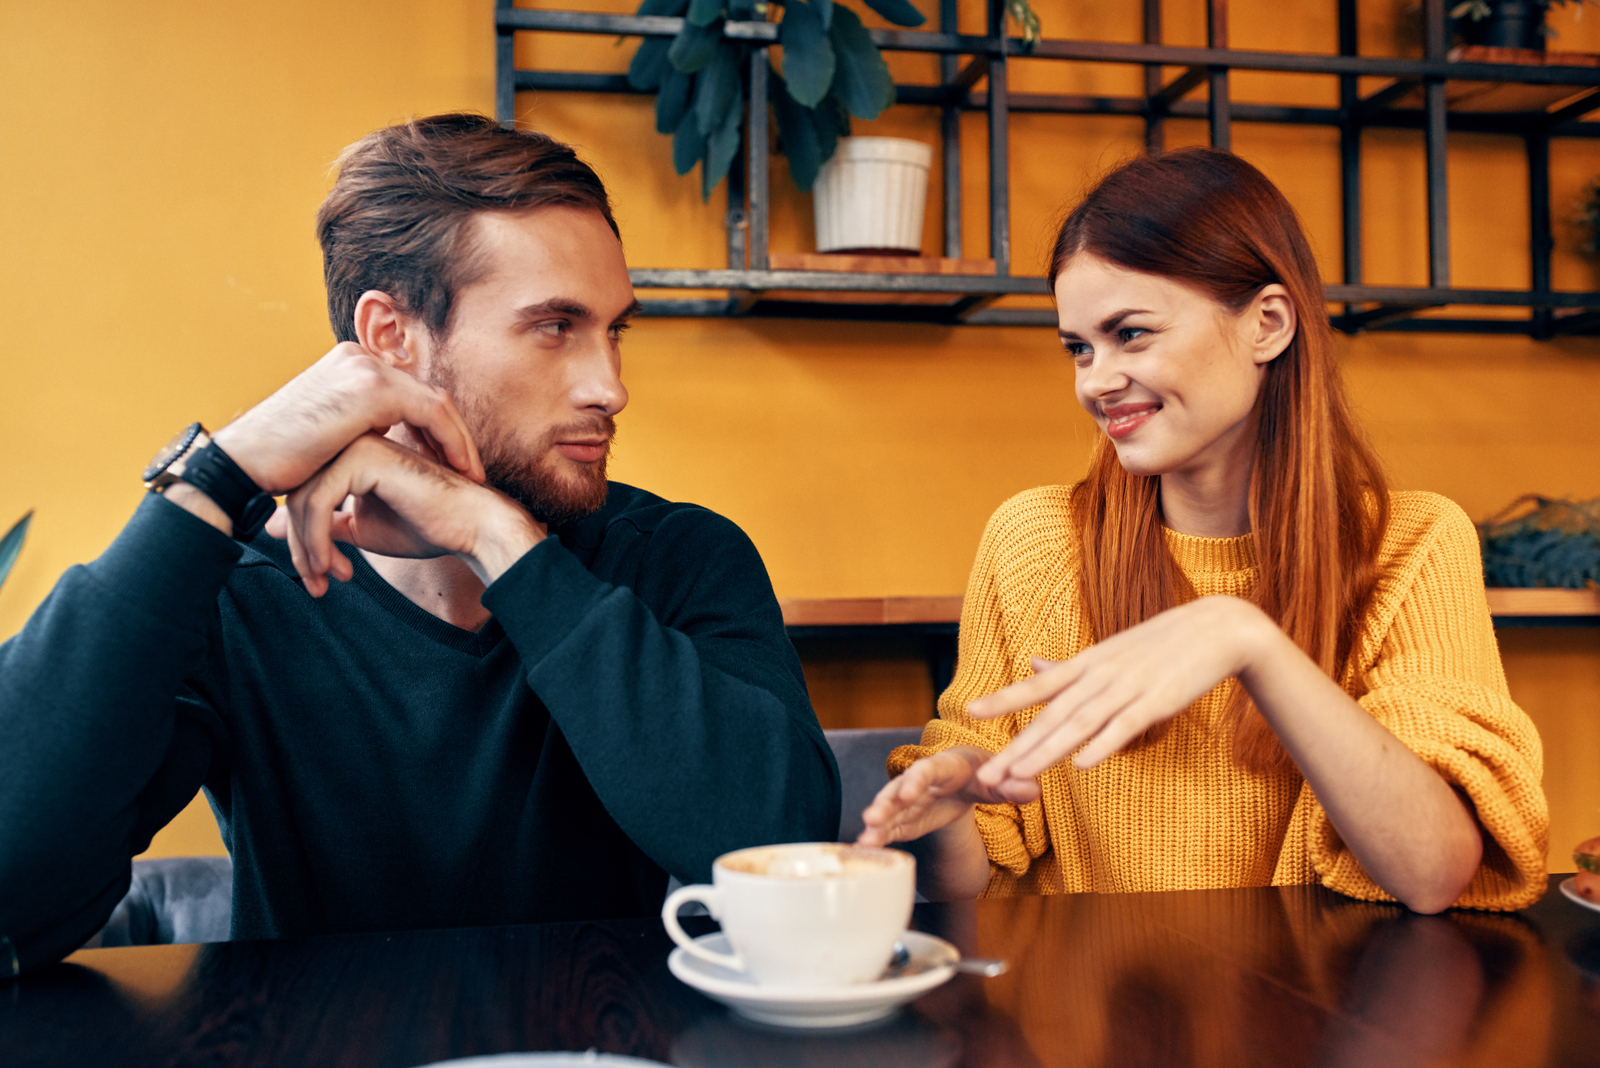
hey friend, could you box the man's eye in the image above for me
[535,320,569,337]
[608,322,632,341]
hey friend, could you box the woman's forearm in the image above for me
[1233,601,1482,913]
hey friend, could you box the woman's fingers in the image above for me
[967,656,1083,719]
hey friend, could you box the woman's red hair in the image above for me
[1048,148,1389,771]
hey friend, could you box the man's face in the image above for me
[423,206,636,527]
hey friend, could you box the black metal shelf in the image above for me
[496,0,1600,336]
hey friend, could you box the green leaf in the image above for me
[686,0,724,26]
[815,90,851,164]
[656,67,695,133]
[673,107,708,175]
[702,82,745,199]
[1005,0,1040,48]
[669,18,723,72]
[859,0,925,27]
[827,6,894,119]
[628,37,674,91]
[0,510,32,594]
[770,69,823,191]
[637,0,690,14]
[779,0,835,108]
[694,42,741,136]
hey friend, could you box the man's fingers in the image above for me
[391,384,481,482]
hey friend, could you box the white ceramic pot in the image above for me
[812,137,933,256]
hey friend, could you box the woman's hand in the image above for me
[970,596,1267,794]
[857,745,1029,848]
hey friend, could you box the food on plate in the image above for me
[1574,837,1600,900]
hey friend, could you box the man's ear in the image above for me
[1249,284,1297,365]
[352,290,424,374]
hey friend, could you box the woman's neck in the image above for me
[1159,458,1254,538]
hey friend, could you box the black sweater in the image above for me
[0,482,839,972]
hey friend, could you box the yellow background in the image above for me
[1,0,1597,873]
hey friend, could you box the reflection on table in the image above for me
[6,876,1599,1067]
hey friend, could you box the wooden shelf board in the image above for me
[1485,587,1600,616]
[783,589,1598,628]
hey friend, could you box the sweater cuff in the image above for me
[88,494,243,627]
[480,535,615,667]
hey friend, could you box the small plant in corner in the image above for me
[626,0,1041,197]
[0,511,32,596]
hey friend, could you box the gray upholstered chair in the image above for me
[89,726,928,945]
[85,855,233,948]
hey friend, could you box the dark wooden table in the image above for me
[7,876,1600,1067]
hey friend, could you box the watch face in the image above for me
[142,422,204,482]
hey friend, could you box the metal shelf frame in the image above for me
[496,0,1600,335]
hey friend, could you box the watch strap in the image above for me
[173,442,276,541]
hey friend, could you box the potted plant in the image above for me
[626,0,1040,198]
[1450,0,1593,50]
[0,511,32,595]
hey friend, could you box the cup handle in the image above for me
[661,883,745,973]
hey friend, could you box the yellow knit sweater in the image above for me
[890,487,1549,910]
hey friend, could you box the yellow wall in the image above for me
[2,1,1598,872]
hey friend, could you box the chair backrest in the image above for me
[93,855,233,947]
[824,726,925,843]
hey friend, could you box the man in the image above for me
[0,113,840,973]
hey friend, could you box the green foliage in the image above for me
[632,0,1038,200]
[0,511,32,595]
[1479,496,1600,589]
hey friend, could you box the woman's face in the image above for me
[1055,253,1290,483]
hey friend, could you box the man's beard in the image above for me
[427,359,613,529]
[480,417,613,528]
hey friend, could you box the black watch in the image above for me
[143,422,276,541]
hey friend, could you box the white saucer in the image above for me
[667,930,958,1029]
[1561,876,1600,914]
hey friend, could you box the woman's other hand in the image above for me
[969,596,1268,792]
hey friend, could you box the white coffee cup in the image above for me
[661,842,915,987]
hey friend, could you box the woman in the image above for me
[858,149,1546,913]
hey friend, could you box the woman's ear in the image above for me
[352,290,423,374]
[1249,284,1297,365]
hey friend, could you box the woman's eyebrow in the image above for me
[1099,308,1152,333]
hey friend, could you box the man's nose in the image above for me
[572,334,628,416]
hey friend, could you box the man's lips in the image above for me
[1101,403,1160,441]
[556,439,610,463]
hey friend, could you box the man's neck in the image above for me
[360,550,492,632]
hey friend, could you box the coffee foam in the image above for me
[721,845,903,879]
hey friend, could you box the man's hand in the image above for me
[265,434,544,596]
[210,342,484,495]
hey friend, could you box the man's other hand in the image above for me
[210,342,485,495]
[265,434,544,595]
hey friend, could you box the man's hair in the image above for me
[315,113,619,343]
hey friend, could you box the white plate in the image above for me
[1561,876,1600,913]
[667,930,957,1029]
[411,1054,670,1068]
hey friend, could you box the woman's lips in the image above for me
[1103,403,1160,440]
[556,441,609,463]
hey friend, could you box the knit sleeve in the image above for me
[1284,495,1548,910]
[887,499,1055,884]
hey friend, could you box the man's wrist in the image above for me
[458,496,546,586]
[159,482,234,537]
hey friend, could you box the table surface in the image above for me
[8,876,1600,1068]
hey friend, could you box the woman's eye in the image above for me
[1065,341,1092,359]
[1119,327,1148,344]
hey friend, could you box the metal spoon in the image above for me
[884,940,1008,979]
